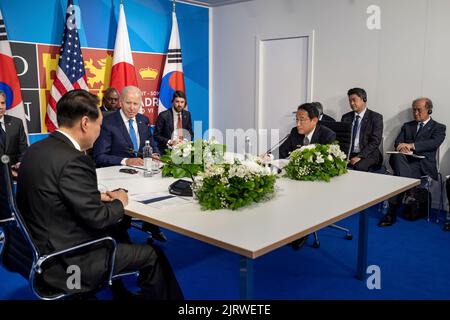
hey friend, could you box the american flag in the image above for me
[45,0,88,132]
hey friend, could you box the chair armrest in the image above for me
[34,236,118,276]
[0,217,15,224]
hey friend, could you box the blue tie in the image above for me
[129,119,138,155]
[416,122,424,138]
[351,115,360,153]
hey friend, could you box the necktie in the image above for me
[303,136,310,146]
[177,112,183,139]
[128,119,138,155]
[351,115,361,153]
[416,122,424,138]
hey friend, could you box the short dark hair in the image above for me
[347,88,367,102]
[172,90,186,102]
[103,87,118,97]
[297,103,319,120]
[57,90,100,128]
[311,102,323,115]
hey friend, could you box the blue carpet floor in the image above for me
[1,207,450,300]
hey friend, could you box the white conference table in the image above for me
[97,166,419,299]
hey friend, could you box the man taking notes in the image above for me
[379,97,446,227]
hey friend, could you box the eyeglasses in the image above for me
[412,108,426,114]
[296,118,311,124]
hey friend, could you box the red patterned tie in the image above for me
[177,112,183,139]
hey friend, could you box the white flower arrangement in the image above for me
[284,143,348,182]
[161,138,226,178]
[193,158,277,210]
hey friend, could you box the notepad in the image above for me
[386,151,425,159]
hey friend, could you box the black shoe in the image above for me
[378,214,396,227]
[291,236,308,251]
[111,280,144,301]
[151,231,168,243]
[142,223,168,242]
[443,223,450,232]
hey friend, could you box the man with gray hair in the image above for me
[94,86,159,167]
[93,86,166,243]
[312,101,335,122]
[379,97,446,227]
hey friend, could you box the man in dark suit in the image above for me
[93,86,165,242]
[16,90,183,299]
[100,87,119,117]
[276,103,336,250]
[94,86,159,168]
[312,101,335,122]
[0,90,28,177]
[278,103,336,159]
[341,88,383,171]
[154,91,194,155]
[379,97,446,227]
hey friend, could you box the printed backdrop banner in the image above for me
[11,41,165,133]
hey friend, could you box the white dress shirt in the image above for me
[352,107,367,153]
[57,130,81,151]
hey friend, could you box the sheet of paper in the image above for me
[385,151,425,159]
[130,192,192,209]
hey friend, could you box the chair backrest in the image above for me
[1,155,121,300]
[0,155,37,280]
[320,121,353,159]
[0,155,13,224]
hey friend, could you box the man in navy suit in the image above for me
[0,90,28,178]
[277,103,336,250]
[278,103,336,159]
[379,97,446,227]
[154,91,194,155]
[93,86,166,242]
[341,88,383,172]
[93,86,159,167]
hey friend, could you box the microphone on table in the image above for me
[264,133,290,156]
[261,133,290,174]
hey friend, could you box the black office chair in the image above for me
[0,156,14,258]
[0,154,137,300]
[422,147,444,222]
[310,122,354,248]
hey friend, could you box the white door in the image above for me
[256,34,312,155]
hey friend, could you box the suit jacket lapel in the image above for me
[181,110,188,129]
[168,109,174,135]
[358,110,369,140]
[116,112,134,148]
[310,126,320,144]
[137,116,148,149]
[0,123,5,150]
[3,116,11,151]
[416,119,434,139]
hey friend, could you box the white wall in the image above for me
[212,0,450,208]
